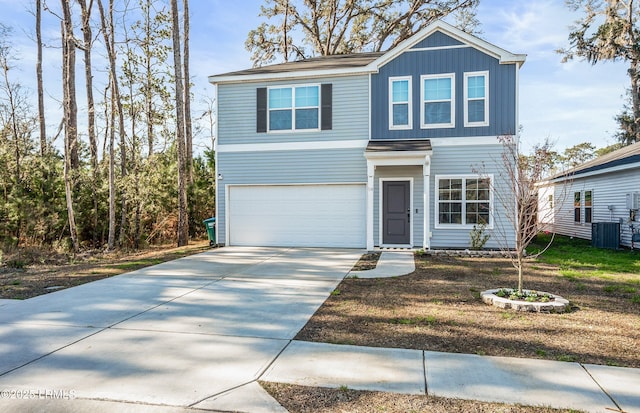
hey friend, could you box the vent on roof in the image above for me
[591,222,620,250]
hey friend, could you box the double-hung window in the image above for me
[574,192,581,223]
[389,77,412,129]
[436,176,491,227]
[421,73,455,128]
[268,85,319,131]
[584,191,592,223]
[464,71,489,126]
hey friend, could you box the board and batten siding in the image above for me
[216,147,368,245]
[411,31,463,48]
[370,47,517,140]
[429,142,516,249]
[547,167,640,248]
[216,75,369,146]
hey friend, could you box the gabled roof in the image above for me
[549,141,640,182]
[209,20,526,84]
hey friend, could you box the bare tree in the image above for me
[477,136,569,293]
[97,0,127,250]
[60,11,79,252]
[76,0,101,247]
[170,0,188,246]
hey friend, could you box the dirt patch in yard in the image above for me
[0,241,210,299]
[296,253,640,368]
[261,382,582,413]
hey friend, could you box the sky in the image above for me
[0,0,631,154]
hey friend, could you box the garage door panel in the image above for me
[229,185,365,248]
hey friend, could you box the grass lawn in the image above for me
[296,234,640,368]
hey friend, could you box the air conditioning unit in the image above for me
[626,193,640,210]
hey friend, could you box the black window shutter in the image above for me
[256,87,267,133]
[321,83,332,130]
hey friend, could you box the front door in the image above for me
[382,181,410,245]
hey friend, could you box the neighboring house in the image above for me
[538,141,640,249]
[208,20,525,249]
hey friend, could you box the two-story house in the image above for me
[208,20,525,250]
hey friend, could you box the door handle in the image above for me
[407,209,410,223]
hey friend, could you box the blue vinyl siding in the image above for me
[411,31,463,48]
[371,46,517,139]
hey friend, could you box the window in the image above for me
[421,74,455,128]
[464,71,488,126]
[268,85,319,131]
[574,192,581,223]
[389,77,412,129]
[436,176,491,227]
[584,190,592,223]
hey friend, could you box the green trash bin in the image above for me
[203,217,216,247]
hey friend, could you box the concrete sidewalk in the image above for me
[261,340,640,413]
[0,248,638,413]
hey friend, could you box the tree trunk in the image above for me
[97,0,127,249]
[36,0,46,156]
[144,4,154,157]
[171,0,189,247]
[61,0,79,170]
[61,18,79,252]
[77,0,100,247]
[106,82,116,250]
[183,0,193,183]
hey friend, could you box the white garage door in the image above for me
[228,184,366,248]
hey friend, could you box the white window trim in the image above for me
[267,84,321,133]
[434,174,494,229]
[584,189,593,224]
[388,76,412,130]
[574,191,582,224]
[463,71,489,127]
[420,73,455,129]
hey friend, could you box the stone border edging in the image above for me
[481,289,570,313]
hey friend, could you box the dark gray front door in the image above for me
[383,181,410,245]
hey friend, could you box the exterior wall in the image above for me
[217,147,368,244]
[217,75,369,145]
[371,46,517,139]
[429,142,516,249]
[546,167,640,248]
[216,74,370,245]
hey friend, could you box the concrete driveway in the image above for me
[0,247,362,412]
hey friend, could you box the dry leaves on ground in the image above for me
[261,382,582,413]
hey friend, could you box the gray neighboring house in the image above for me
[538,141,640,248]
[208,20,525,250]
